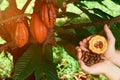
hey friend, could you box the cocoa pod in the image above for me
[40,3,57,29]
[89,35,108,54]
[15,22,29,47]
[30,14,48,43]
[42,0,58,5]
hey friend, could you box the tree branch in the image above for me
[0,13,31,25]
[21,0,31,13]
[0,42,17,52]
[62,15,120,29]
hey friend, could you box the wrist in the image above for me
[104,62,120,80]
[106,50,120,67]
[105,50,116,62]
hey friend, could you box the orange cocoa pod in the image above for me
[40,3,57,29]
[89,35,108,54]
[15,22,29,47]
[30,14,48,43]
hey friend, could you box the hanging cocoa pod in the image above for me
[14,21,29,47]
[40,3,57,29]
[89,35,108,54]
[30,14,48,43]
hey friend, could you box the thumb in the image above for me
[78,59,92,74]
[104,24,116,52]
[104,24,115,45]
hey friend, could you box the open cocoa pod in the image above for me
[89,35,108,54]
[80,35,108,66]
[81,51,104,66]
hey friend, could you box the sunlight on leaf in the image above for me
[0,51,13,79]
[0,36,6,44]
[0,0,8,10]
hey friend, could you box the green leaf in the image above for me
[56,27,77,44]
[0,51,13,79]
[34,45,58,80]
[74,2,88,8]
[13,45,37,80]
[35,59,58,80]
[58,12,80,18]
[63,41,77,59]
[13,44,58,80]
[114,22,120,29]
[111,0,120,5]
[110,24,120,50]
[78,6,103,21]
[91,8,113,19]
[75,27,92,41]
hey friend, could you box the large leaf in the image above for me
[62,41,78,59]
[58,12,80,18]
[78,6,103,22]
[111,0,120,5]
[13,44,58,80]
[55,27,78,44]
[13,44,38,80]
[56,27,95,59]
[91,8,113,19]
[79,0,104,6]
[35,59,58,80]
[75,27,93,41]
[35,46,58,80]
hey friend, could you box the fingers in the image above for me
[86,36,93,41]
[79,36,93,48]
[80,46,89,51]
[104,24,115,44]
[76,46,82,60]
[79,41,87,48]
[78,59,92,74]
[76,46,90,74]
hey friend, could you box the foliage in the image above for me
[53,46,81,79]
[0,51,13,79]
[13,44,58,80]
[0,0,120,80]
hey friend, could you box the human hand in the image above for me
[104,24,120,67]
[76,46,113,75]
[76,24,120,79]
[77,24,116,62]
[103,24,116,60]
[77,46,120,80]
[75,24,116,74]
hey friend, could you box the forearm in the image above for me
[104,63,120,80]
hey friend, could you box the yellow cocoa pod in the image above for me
[89,35,108,54]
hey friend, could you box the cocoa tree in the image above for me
[0,0,120,80]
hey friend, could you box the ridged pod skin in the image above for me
[30,14,48,43]
[15,22,29,47]
[40,3,57,29]
[89,35,108,54]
